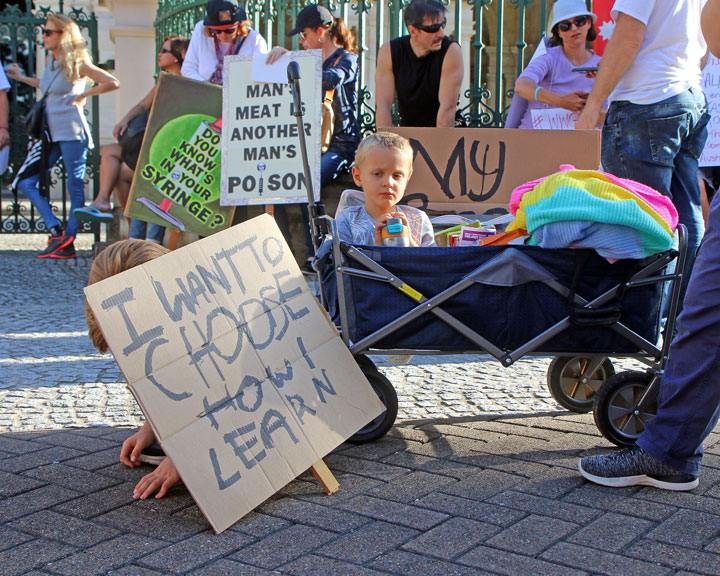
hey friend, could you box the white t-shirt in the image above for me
[181,21,267,82]
[610,0,707,104]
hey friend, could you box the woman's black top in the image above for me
[389,35,454,127]
[322,47,361,159]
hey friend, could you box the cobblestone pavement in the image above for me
[1,235,719,576]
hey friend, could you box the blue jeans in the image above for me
[129,219,166,244]
[17,138,89,238]
[637,191,720,476]
[602,88,710,301]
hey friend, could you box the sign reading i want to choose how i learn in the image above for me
[220,51,321,206]
[126,75,235,236]
[84,215,384,533]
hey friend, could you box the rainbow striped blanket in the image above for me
[508,165,678,260]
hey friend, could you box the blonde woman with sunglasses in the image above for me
[513,0,603,130]
[182,0,267,85]
[7,14,119,259]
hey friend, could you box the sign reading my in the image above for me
[389,127,601,214]
[84,215,383,533]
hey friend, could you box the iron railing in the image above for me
[0,1,100,235]
[156,0,564,133]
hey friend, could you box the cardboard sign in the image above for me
[126,75,235,236]
[530,108,581,130]
[220,52,321,206]
[388,127,601,215]
[84,215,384,533]
[701,54,720,167]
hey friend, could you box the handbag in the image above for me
[320,54,343,154]
[23,68,62,140]
[118,110,150,171]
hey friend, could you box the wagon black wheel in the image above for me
[547,356,615,413]
[593,371,658,448]
[347,355,398,444]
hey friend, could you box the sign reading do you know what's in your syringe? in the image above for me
[220,51,322,206]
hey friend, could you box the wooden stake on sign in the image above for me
[264,205,275,217]
[310,460,339,494]
[168,230,181,251]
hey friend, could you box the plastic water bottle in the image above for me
[381,217,410,247]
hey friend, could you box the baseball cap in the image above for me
[550,0,596,30]
[286,4,334,37]
[204,0,246,29]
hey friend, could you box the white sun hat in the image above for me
[550,0,597,30]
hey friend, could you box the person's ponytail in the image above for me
[328,17,356,52]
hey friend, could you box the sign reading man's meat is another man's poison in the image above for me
[84,215,385,533]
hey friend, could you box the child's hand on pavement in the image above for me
[133,458,181,500]
[120,422,155,468]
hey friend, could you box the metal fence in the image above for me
[156,0,564,133]
[0,1,100,235]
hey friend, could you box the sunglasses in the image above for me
[299,31,307,40]
[557,16,589,32]
[413,18,446,34]
[42,29,60,37]
[160,47,174,55]
[209,27,237,36]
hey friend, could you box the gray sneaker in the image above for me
[579,446,698,491]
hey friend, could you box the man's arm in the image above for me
[436,42,463,127]
[702,0,720,57]
[575,12,646,129]
[375,42,396,128]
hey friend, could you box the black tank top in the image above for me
[390,35,454,127]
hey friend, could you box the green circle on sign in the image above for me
[148,114,221,204]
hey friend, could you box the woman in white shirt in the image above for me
[182,0,267,84]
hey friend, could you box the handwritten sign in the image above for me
[220,52,321,206]
[701,55,720,167]
[84,215,384,533]
[388,127,601,215]
[126,75,234,236]
[531,108,580,130]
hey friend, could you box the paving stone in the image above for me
[0,435,52,454]
[487,490,600,524]
[338,494,449,530]
[626,538,720,575]
[9,509,120,548]
[106,566,166,576]
[403,516,500,560]
[20,462,122,493]
[324,453,411,481]
[0,525,34,552]
[49,534,167,576]
[0,468,46,497]
[34,431,117,452]
[487,514,579,556]
[297,472,384,504]
[231,524,337,569]
[414,492,525,527]
[188,558,278,575]
[225,511,293,538]
[137,531,252,573]
[367,470,458,503]
[646,508,720,550]
[566,511,655,552]
[261,496,369,533]
[635,489,720,515]
[281,554,388,576]
[0,445,85,473]
[320,520,419,564]
[64,446,121,472]
[94,504,209,543]
[369,549,492,576]
[440,468,522,501]
[0,538,76,576]
[0,484,83,521]
[541,541,673,576]
[562,484,676,521]
[52,482,137,519]
[382,451,482,480]
[458,545,588,576]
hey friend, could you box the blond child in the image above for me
[86,239,181,500]
[336,132,435,246]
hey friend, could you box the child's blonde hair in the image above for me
[85,239,169,353]
[354,132,414,174]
